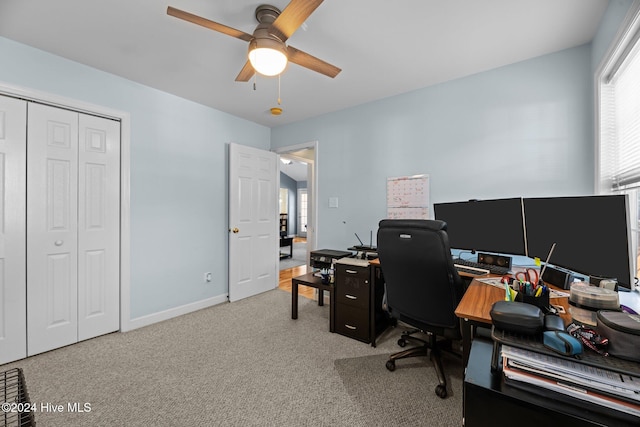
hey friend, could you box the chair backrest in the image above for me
[377,219,464,330]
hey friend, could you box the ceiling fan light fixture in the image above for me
[248,37,288,76]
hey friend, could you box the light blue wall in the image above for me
[272,45,594,250]
[592,0,635,72]
[0,0,634,323]
[0,37,270,319]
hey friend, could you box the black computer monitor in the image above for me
[524,195,634,289]
[433,198,527,256]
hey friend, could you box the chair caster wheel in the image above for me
[397,338,407,347]
[435,384,447,398]
[385,360,396,371]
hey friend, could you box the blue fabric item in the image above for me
[543,330,583,356]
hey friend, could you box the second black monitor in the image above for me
[434,198,527,256]
[523,195,633,289]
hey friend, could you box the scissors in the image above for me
[515,268,539,285]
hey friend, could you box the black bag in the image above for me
[490,301,544,335]
[596,311,640,362]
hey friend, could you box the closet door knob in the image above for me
[55,240,63,246]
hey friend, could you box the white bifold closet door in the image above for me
[26,102,120,356]
[0,95,27,363]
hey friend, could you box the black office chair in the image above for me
[377,219,464,398]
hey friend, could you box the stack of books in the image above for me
[501,345,640,417]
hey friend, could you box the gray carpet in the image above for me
[279,241,307,270]
[1,289,463,426]
[334,353,463,426]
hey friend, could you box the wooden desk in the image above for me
[455,278,570,368]
[291,272,335,332]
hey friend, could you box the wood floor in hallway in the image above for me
[278,263,315,300]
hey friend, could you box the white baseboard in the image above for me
[122,294,228,332]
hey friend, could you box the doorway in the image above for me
[278,156,309,270]
[276,141,318,273]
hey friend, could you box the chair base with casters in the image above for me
[384,328,452,398]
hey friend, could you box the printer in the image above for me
[309,249,352,270]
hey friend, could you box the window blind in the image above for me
[600,22,640,191]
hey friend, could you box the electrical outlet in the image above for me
[204,272,212,283]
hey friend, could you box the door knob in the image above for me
[54,240,63,246]
[232,227,239,234]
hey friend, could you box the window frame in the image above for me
[595,1,640,289]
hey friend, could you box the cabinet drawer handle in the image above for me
[346,269,358,274]
[345,294,357,300]
[345,324,357,330]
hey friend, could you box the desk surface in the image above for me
[455,278,572,325]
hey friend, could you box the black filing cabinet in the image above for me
[335,260,370,342]
[334,258,390,345]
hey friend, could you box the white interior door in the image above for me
[27,103,79,356]
[229,143,278,302]
[77,114,120,341]
[0,95,27,364]
[27,103,121,355]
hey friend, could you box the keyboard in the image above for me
[454,263,489,276]
[350,245,376,251]
[453,258,510,276]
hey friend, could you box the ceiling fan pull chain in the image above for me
[278,74,282,105]
[253,72,257,90]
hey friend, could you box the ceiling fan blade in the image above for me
[167,6,253,42]
[235,61,255,82]
[287,46,341,78]
[270,0,324,42]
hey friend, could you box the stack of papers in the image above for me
[501,345,640,417]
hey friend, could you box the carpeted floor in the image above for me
[1,289,464,426]
[334,353,463,426]
[279,241,307,270]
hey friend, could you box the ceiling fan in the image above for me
[167,0,341,81]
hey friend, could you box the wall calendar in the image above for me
[386,174,430,219]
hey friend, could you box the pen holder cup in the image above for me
[517,291,550,310]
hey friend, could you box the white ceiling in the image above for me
[0,0,608,128]
[280,159,308,182]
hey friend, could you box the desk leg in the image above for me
[329,290,335,332]
[461,318,471,369]
[292,281,299,319]
[318,289,324,306]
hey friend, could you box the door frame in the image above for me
[0,82,133,332]
[275,141,318,257]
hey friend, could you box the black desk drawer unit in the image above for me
[335,264,369,308]
[335,305,369,342]
[335,262,371,343]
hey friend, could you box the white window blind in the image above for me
[600,12,640,191]
[597,4,640,287]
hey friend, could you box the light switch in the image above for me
[329,197,339,208]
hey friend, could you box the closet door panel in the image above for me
[78,114,120,340]
[0,95,27,364]
[27,103,79,356]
